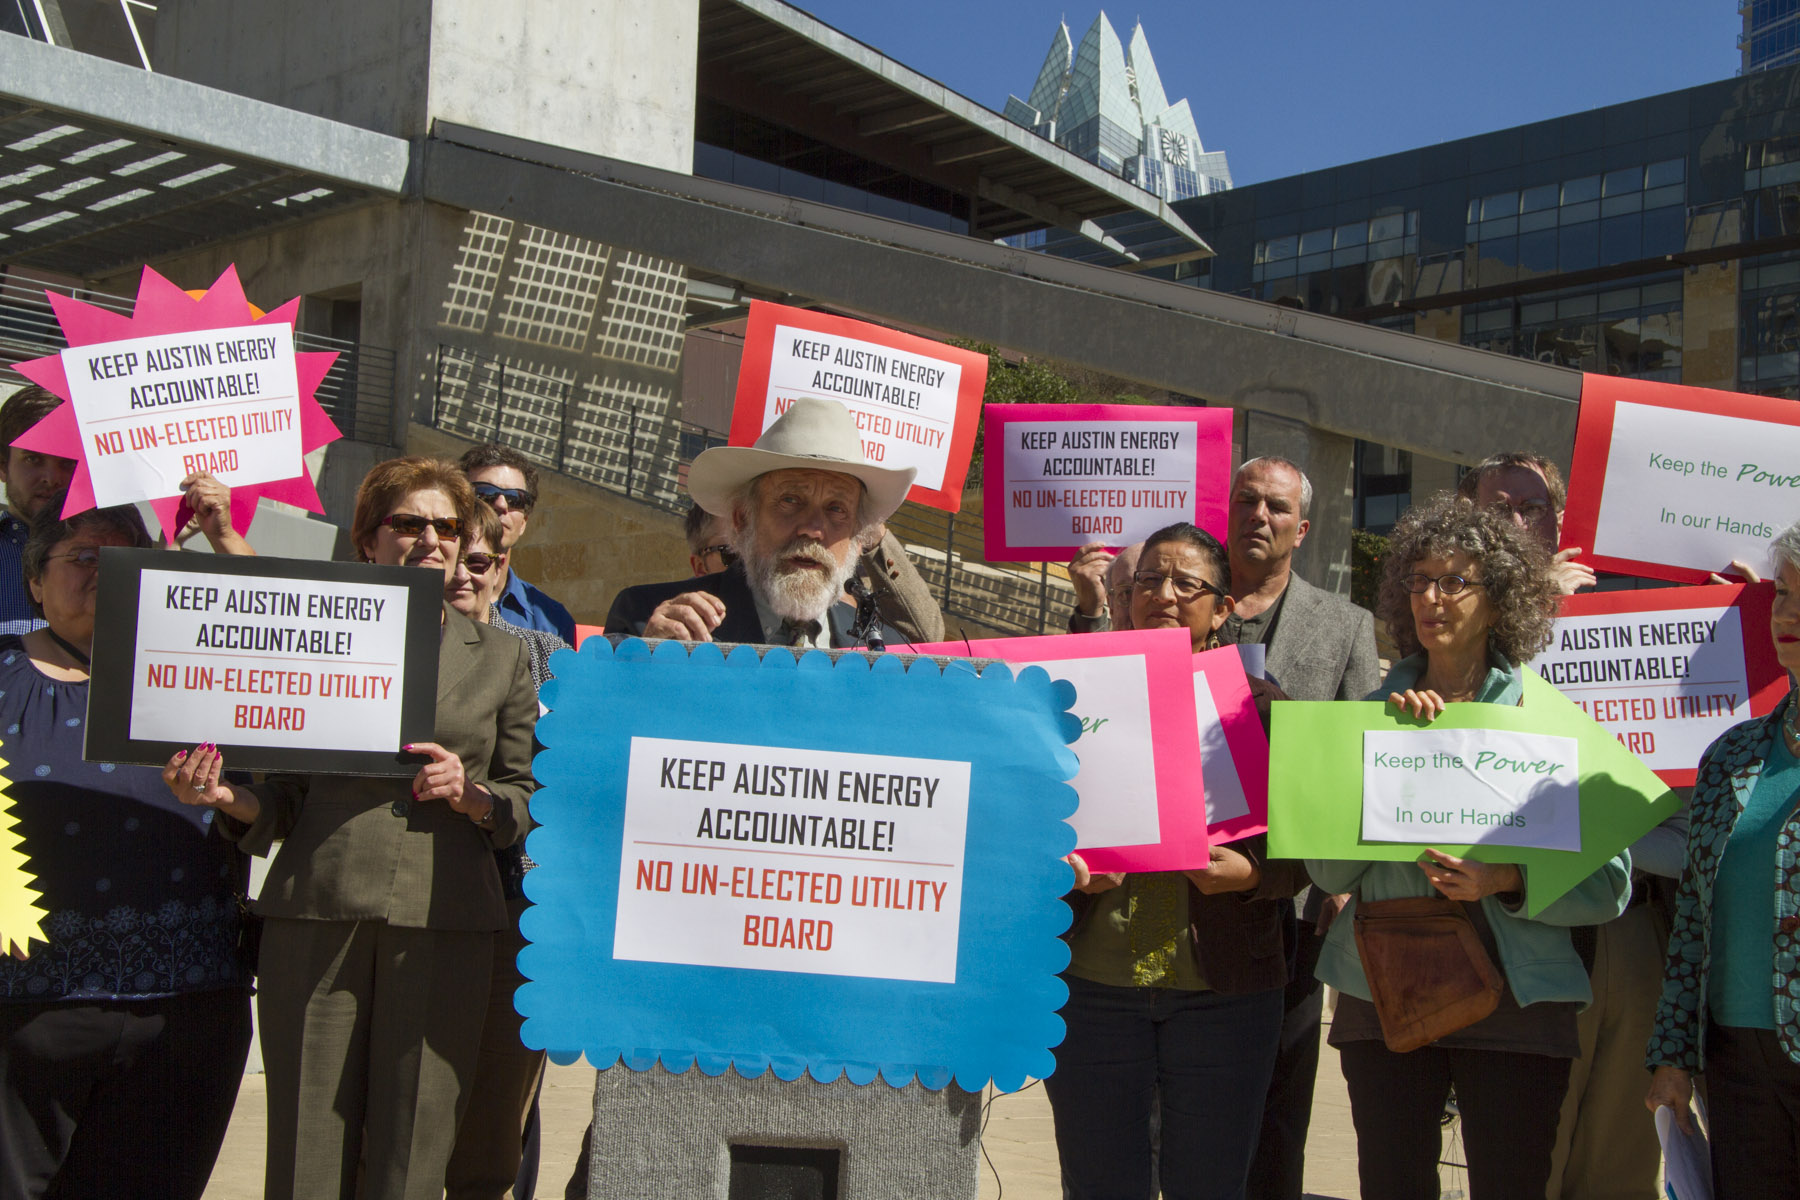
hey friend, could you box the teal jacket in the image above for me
[1306,653,1633,1011]
[1646,694,1800,1071]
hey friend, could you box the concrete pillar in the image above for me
[1242,412,1356,598]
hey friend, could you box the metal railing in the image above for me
[0,276,397,446]
[429,343,1080,636]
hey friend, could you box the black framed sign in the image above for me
[87,548,443,776]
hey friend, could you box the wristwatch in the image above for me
[474,793,500,828]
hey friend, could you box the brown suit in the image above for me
[225,606,539,1200]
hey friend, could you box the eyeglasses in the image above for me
[1488,499,1552,521]
[1132,570,1226,601]
[45,547,103,570]
[380,513,464,541]
[1403,573,1486,596]
[473,482,536,512]
[697,543,738,568]
[464,552,499,575]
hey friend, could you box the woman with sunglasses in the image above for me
[162,457,538,1200]
[442,498,566,1200]
[1305,493,1631,1200]
[1046,522,1305,1200]
[0,500,254,1198]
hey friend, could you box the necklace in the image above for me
[44,628,90,669]
[1784,699,1800,746]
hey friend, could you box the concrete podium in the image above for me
[580,1065,984,1199]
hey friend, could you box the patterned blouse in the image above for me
[0,636,248,1002]
[1647,694,1800,1071]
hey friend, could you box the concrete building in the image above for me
[0,0,1584,634]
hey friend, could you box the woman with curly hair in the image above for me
[1305,492,1632,1200]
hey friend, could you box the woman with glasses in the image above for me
[442,498,566,1200]
[1306,493,1631,1200]
[1045,522,1305,1200]
[0,500,254,1199]
[162,457,539,1200]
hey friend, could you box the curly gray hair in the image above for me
[1377,491,1558,665]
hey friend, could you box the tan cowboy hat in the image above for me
[688,397,917,522]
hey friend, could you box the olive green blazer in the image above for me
[223,605,539,931]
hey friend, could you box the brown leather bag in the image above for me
[1352,895,1505,1053]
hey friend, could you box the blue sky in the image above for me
[790,2,1742,185]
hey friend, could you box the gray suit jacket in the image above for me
[1262,572,1381,703]
[223,605,539,931]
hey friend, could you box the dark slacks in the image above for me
[0,989,252,1200]
[1044,976,1284,1200]
[257,917,492,1200]
[446,898,547,1200]
[1706,1023,1800,1200]
[1337,1039,1570,1200]
[1245,912,1325,1200]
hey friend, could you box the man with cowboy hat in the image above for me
[604,397,917,648]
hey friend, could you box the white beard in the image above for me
[744,536,857,624]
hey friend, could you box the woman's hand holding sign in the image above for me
[1417,848,1523,904]
[405,741,496,825]
[162,744,260,822]
[1065,852,1123,895]
[1387,687,1448,722]
[1184,844,1262,895]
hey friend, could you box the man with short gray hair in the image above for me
[1220,454,1378,1200]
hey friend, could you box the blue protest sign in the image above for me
[519,638,1080,1092]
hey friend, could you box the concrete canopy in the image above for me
[422,122,1582,467]
[0,33,407,277]
[698,0,1209,260]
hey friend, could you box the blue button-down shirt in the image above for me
[0,512,42,637]
[496,569,576,643]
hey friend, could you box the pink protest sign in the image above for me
[982,404,1232,562]
[913,627,1209,872]
[1191,646,1270,844]
[10,265,341,542]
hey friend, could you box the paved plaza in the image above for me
[200,1021,1380,1200]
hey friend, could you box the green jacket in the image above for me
[1306,653,1632,1010]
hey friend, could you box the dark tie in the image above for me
[778,618,822,647]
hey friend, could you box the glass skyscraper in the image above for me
[1743,0,1800,72]
[1003,14,1231,203]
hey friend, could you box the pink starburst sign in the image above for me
[10,265,342,540]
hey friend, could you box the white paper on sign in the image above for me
[613,737,970,984]
[1593,401,1800,573]
[1528,605,1749,777]
[1361,728,1581,852]
[1013,653,1161,850]
[61,324,303,507]
[128,567,411,752]
[1000,420,1197,551]
[765,324,960,490]
[1193,674,1249,825]
[1236,643,1266,680]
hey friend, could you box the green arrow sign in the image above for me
[1266,667,1681,917]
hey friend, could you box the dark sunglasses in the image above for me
[698,543,738,568]
[464,552,499,575]
[381,513,464,540]
[473,482,536,512]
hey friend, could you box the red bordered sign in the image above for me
[728,301,986,512]
[1525,582,1784,786]
[1562,374,1800,584]
[981,403,1232,563]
